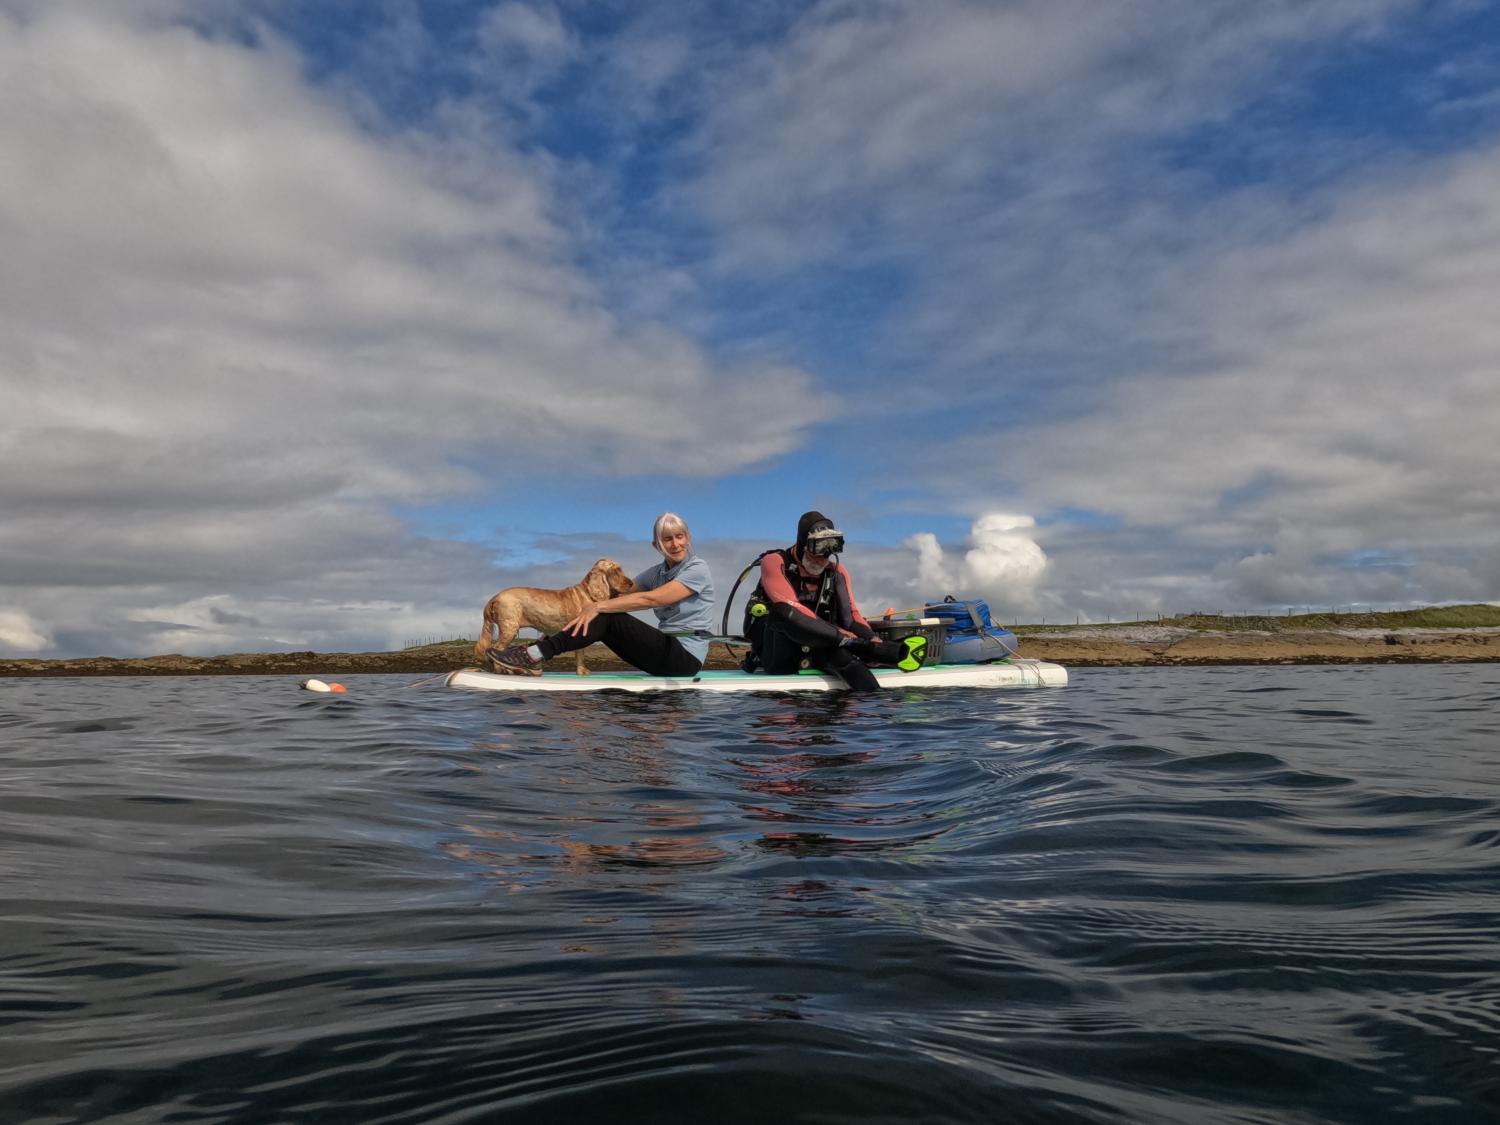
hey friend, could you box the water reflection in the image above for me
[729,696,926,862]
[743,692,869,749]
[445,694,725,890]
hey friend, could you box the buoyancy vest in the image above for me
[747,547,838,622]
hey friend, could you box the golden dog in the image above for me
[474,558,634,675]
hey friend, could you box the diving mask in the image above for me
[804,527,845,558]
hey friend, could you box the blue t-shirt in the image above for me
[633,553,716,664]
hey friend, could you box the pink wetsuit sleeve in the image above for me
[760,555,822,622]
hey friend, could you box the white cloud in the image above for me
[669,0,1498,613]
[996,141,1500,550]
[0,4,835,656]
[687,0,1421,266]
[905,514,1048,613]
[0,608,51,653]
[479,2,573,60]
[475,1,578,100]
[1,6,828,479]
[5,0,1496,657]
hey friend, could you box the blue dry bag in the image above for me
[922,597,1019,663]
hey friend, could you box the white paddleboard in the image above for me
[446,660,1067,694]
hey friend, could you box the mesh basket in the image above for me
[870,617,947,664]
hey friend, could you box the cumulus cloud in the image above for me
[0,609,51,653]
[906,514,1048,613]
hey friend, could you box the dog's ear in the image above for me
[583,563,611,601]
[607,562,634,594]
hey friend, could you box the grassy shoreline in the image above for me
[4,605,1499,677]
[1010,604,1500,635]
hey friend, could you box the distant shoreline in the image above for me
[3,628,1498,677]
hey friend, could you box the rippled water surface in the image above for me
[3,666,1499,1124]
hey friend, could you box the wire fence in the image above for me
[401,634,473,650]
[402,630,548,649]
[1018,603,1480,628]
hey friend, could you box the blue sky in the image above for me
[3,0,1500,656]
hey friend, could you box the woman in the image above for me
[486,512,716,677]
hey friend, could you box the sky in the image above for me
[4,0,1500,658]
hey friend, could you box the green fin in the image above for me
[897,635,927,672]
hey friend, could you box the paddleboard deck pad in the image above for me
[446,660,1067,694]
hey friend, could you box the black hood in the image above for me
[796,510,833,548]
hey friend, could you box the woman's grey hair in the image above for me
[651,512,690,554]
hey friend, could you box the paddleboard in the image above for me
[445,660,1067,694]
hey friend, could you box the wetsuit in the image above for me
[747,547,900,691]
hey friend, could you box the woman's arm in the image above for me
[600,580,692,613]
[562,580,692,635]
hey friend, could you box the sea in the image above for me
[2,665,1497,1125]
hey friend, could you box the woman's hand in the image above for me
[564,605,601,636]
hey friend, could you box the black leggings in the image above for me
[538,613,702,677]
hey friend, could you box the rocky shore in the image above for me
[1015,626,1500,667]
[3,627,1498,677]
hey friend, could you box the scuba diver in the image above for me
[741,511,928,692]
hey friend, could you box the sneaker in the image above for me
[486,644,542,676]
[896,635,927,673]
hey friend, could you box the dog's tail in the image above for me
[474,613,495,661]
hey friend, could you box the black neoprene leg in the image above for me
[538,613,702,677]
[846,638,905,665]
[763,602,883,689]
[810,645,881,692]
[767,602,845,646]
